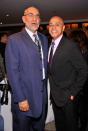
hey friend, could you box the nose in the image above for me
[32,15,38,21]
[51,24,56,29]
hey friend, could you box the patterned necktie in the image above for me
[49,42,55,70]
[33,34,42,59]
[33,34,45,79]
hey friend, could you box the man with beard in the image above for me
[5,6,48,131]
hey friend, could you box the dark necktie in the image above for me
[49,42,55,70]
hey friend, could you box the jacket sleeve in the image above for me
[70,43,88,97]
[5,37,26,103]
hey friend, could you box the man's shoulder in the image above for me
[8,31,23,40]
[63,36,77,46]
[7,31,25,47]
[62,36,72,43]
[61,36,79,52]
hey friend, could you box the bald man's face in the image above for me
[22,7,40,33]
[49,17,65,40]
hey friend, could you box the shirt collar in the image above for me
[25,27,37,42]
[53,34,63,44]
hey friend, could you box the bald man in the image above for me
[48,16,88,131]
[5,6,48,131]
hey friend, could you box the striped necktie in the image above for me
[33,34,42,59]
[33,34,45,79]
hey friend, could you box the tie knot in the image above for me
[51,42,55,48]
[33,34,38,40]
[33,34,36,37]
[33,34,40,44]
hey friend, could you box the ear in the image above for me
[22,16,26,24]
[63,25,65,32]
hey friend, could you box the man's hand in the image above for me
[70,95,74,100]
[18,100,29,111]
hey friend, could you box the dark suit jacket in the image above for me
[49,36,88,107]
[0,53,5,81]
[0,42,6,71]
[0,42,6,59]
[5,29,48,118]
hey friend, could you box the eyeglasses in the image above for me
[25,13,40,18]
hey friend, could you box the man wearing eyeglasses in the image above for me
[5,6,48,131]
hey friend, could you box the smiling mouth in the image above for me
[51,30,57,32]
[51,31,57,34]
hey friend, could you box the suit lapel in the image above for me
[52,36,65,64]
[53,36,64,55]
[21,29,38,50]
[38,32,45,55]
[38,32,47,68]
[21,30,46,59]
[37,32,44,47]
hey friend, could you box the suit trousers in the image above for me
[12,82,47,131]
[51,96,79,131]
[12,111,46,131]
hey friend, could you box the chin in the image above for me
[52,35,57,39]
[33,27,38,31]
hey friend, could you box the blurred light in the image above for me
[71,24,78,29]
[0,22,3,24]
[65,24,71,29]
[5,14,10,17]
[82,23,88,27]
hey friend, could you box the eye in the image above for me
[49,23,60,27]
[26,13,40,18]
[28,13,33,17]
[49,23,53,27]
[56,23,59,26]
[55,23,60,26]
[36,14,40,18]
